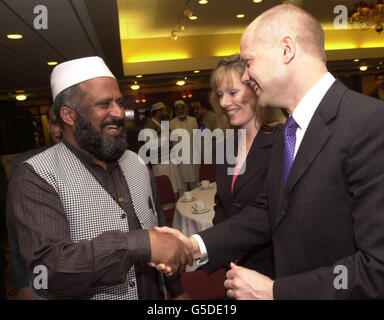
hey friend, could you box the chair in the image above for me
[180,268,227,300]
[199,164,216,182]
[154,175,176,227]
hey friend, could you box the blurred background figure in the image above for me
[144,102,183,198]
[170,100,200,193]
[192,101,218,165]
[210,54,285,274]
[370,72,384,101]
[192,101,217,132]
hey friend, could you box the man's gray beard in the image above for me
[73,110,127,163]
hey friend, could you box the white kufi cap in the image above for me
[50,56,116,101]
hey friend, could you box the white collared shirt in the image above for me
[291,72,336,157]
[194,72,336,265]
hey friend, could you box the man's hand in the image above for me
[148,226,201,276]
[155,226,201,259]
[224,262,274,300]
[148,229,193,276]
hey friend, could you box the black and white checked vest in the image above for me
[27,142,165,300]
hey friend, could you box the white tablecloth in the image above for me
[172,182,216,236]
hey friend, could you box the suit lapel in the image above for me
[232,129,276,196]
[273,80,348,230]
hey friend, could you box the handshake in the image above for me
[148,227,200,276]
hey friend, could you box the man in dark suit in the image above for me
[155,4,384,299]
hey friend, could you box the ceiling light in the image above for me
[7,34,23,39]
[141,99,147,103]
[360,65,368,71]
[131,84,140,90]
[171,31,178,40]
[176,24,185,31]
[193,70,200,73]
[47,61,58,66]
[189,16,198,20]
[236,14,245,18]
[16,95,27,101]
[183,9,193,18]
[199,0,208,4]
[136,74,143,78]
[184,77,188,80]
[176,80,186,86]
[253,0,263,3]
[353,59,359,62]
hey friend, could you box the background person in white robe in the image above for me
[170,100,200,194]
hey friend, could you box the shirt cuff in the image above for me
[191,234,209,266]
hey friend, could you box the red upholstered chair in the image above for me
[199,164,217,182]
[180,268,227,300]
[154,175,176,227]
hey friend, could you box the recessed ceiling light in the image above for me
[47,61,58,66]
[360,65,368,71]
[16,95,27,101]
[171,32,178,40]
[236,14,245,18]
[136,74,143,78]
[253,0,263,3]
[199,0,208,4]
[176,80,186,86]
[193,70,200,73]
[131,84,140,90]
[353,59,359,62]
[7,34,23,39]
[189,16,198,20]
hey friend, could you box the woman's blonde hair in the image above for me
[209,54,286,131]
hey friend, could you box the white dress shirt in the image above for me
[193,72,336,266]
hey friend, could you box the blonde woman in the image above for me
[210,54,285,276]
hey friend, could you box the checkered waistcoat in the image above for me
[27,142,165,300]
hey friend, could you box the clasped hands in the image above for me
[148,227,274,300]
[148,227,200,276]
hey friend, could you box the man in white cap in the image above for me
[170,100,200,192]
[6,56,191,300]
[143,102,183,201]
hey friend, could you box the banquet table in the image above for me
[172,182,217,271]
[172,182,216,237]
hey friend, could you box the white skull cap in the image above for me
[50,56,116,101]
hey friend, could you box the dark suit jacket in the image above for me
[213,128,279,277]
[199,80,384,299]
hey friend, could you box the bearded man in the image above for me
[6,56,191,300]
